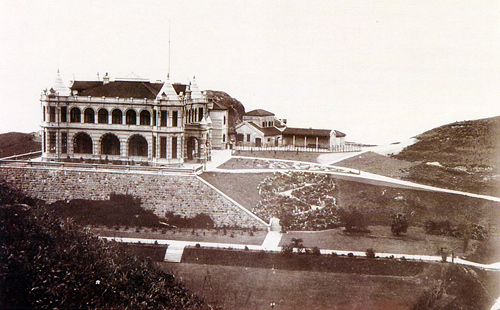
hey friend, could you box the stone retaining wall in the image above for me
[0,166,267,229]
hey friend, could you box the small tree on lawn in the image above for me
[341,208,369,233]
[391,212,409,236]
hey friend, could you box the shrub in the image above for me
[341,208,370,233]
[348,252,354,258]
[391,213,409,235]
[312,246,321,256]
[281,245,293,256]
[365,248,376,259]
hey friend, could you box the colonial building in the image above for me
[235,109,346,150]
[40,71,228,165]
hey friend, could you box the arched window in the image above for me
[112,109,122,124]
[126,110,136,125]
[73,132,92,154]
[70,108,81,123]
[98,109,108,124]
[128,135,148,157]
[101,133,120,155]
[84,108,95,123]
[140,110,151,125]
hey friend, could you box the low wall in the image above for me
[0,166,267,229]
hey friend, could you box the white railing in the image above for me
[232,144,361,153]
[0,159,203,175]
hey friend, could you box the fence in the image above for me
[232,144,361,153]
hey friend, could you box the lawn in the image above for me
[159,262,441,310]
[91,226,267,245]
[200,172,272,210]
[280,226,482,257]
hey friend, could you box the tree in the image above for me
[290,238,304,253]
[391,213,409,236]
[341,208,369,233]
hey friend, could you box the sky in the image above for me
[1,0,499,145]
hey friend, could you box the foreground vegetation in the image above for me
[0,183,208,309]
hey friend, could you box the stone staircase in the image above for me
[163,245,185,263]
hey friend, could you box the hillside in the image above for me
[392,116,500,196]
[0,132,41,158]
[205,90,245,132]
[394,116,500,169]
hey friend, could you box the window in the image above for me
[223,116,226,125]
[160,111,167,126]
[101,134,120,155]
[70,108,81,123]
[98,109,108,124]
[172,111,178,127]
[126,110,136,125]
[112,109,122,124]
[73,132,93,154]
[152,111,156,126]
[198,107,204,122]
[43,131,46,152]
[223,134,226,143]
[247,134,250,142]
[61,107,67,122]
[262,121,266,127]
[61,132,67,153]
[171,136,177,158]
[84,108,95,123]
[43,107,46,122]
[49,132,56,153]
[160,137,167,158]
[49,107,56,122]
[140,110,151,125]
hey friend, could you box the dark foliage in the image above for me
[183,247,425,276]
[0,203,208,309]
[365,248,376,258]
[424,220,488,241]
[164,212,214,228]
[391,212,409,235]
[47,193,164,228]
[340,208,370,233]
[412,265,497,310]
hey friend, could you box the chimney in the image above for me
[103,72,110,84]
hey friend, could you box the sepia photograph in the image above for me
[1,1,499,309]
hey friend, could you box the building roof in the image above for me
[248,122,282,136]
[244,109,275,117]
[77,81,163,99]
[283,127,332,138]
[70,81,104,92]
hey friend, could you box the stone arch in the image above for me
[128,134,148,157]
[84,108,95,123]
[126,109,137,125]
[139,110,151,125]
[98,108,109,124]
[100,133,120,155]
[73,132,93,154]
[112,109,122,124]
[70,107,81,123]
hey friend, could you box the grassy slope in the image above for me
[200,172,272,211]
[0,132,41,158]
[394,116,500,196]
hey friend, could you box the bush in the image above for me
[348,252,354,258]
[365,248,376,259]
[391,213,409,235]
[312,246,321,256]
[341,209,370,233]
[281,245,293,256]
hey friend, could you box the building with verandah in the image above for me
[40,71,228,165]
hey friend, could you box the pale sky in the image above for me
[1,0,499,145]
